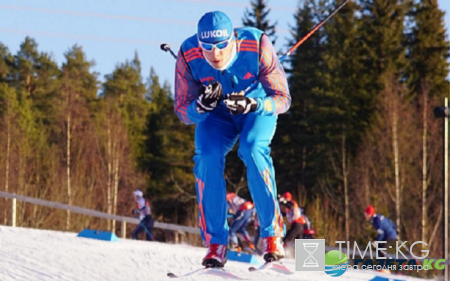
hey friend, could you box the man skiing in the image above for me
[131,189,154,241]
[299,206,315,239]
[278,191,306,244]
[174,11,290,267]
[226,192,255,252]
[364,205,397,257]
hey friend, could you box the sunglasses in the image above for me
[199,36,234,52]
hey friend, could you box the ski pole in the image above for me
[137,220,155,241]
[240,0,350,95]
[160,0,349,65]
[279,0,350,62]
[160,0,350,96]
[160,44,177,60]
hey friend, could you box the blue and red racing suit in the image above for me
[174,27,291,246]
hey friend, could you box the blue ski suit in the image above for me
[372,214,397,241]
[174,27,291,246]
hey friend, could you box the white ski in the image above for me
[167,267,247,280]
[248,261,294,275]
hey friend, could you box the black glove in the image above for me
[131,209,138,215]
[223,92,257,115]
[196,81,223,114]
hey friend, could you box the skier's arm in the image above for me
[254,34,291,116]
[285,201,295,210]
[137,200,146,211]
[174,49,209,124]
[373,217,385,241]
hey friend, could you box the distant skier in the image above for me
[278,192,306,244]
[299,206,315,239]
[226,192,255,252]
[364,205,397,257]
[252,211,262,253]
[131,189,154,241]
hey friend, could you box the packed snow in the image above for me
[0,226,430,281]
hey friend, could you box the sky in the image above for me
[0,0,449,94]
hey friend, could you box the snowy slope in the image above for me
[0,226,429,281]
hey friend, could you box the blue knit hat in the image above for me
[197,11,233,43]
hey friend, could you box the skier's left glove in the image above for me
[196,81,223,114]
[223,92,257,115]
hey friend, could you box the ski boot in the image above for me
[229,243,242,252]
[262,237,285,262]
[202,244,228,268]
[243,243,255,253]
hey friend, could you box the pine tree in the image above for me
[407,0,449,98]
[0,83,19,200]
[405,0,449,249]
[272,0,324,199]
[358,0,409,237]
[242,0,277,44]
[0,44,14,84]
[59,45,99,230]
[101,52,149,229]
[320,0,370,241]
[141,68,196,226]
[358,0,407,92]
[30,51,60,129]
[13,37,41,97]
[103,52,148,162]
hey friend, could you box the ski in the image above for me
[167,267,247,280]
[248,261,294,275]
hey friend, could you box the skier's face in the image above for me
[201,37,235,69]
[364,213,372,221]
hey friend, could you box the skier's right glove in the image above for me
[196,81,223,114]
[223,92,257,115]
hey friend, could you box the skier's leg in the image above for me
[194,108,238,246]
[144,216,155,241]
[283,226,295,244]
[132,223,144,240]
[237,114,285,261]
[229,211,246,247]
[294,223,304,239]
[236,210,253,243]
[283,223,304,244]
[237,114,285,239]
[254,227,260,247]
[377,242,387,258]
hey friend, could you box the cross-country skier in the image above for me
[299,206,315,239]
[131,189,154,241]
[252,211,262,254]
[278,192,306,244]
[364,205,397,257]
[226,192,255,252]
[174,10,290,267]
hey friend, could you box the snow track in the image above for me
[0,226,429,281]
